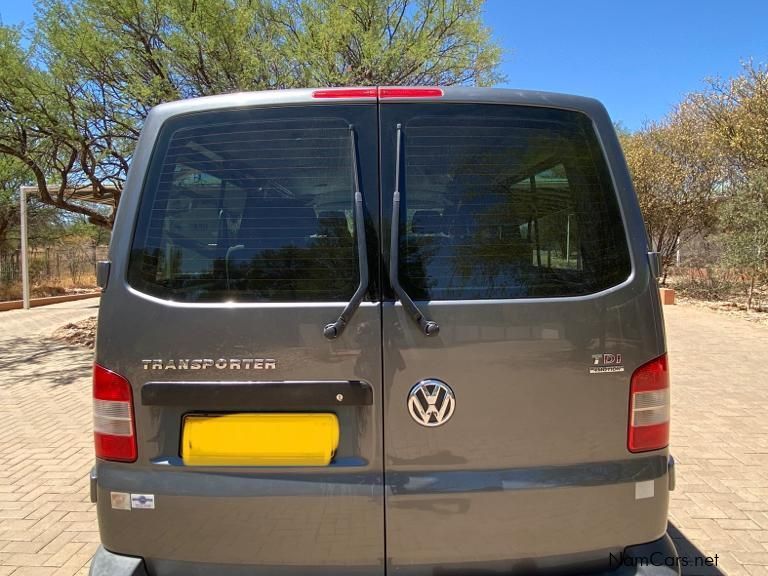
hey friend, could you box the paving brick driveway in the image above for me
[665,305,768,576]
[0,299,766,575]
[0,300,99,576]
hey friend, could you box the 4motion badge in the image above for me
[407,379,456,427]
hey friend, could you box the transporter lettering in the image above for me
[141,358,277,370]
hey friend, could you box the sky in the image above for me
[2,0,767,130]
[485,0,768,129]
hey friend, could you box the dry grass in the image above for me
[0,277,98,302]
[669,268,768,325]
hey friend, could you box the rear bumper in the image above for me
[91,453,672,573]
[89,534,680,576]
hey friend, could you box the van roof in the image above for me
[147,87,607,124]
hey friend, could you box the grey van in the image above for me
[90,87,676,576]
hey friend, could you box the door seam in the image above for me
[377,95,389,576]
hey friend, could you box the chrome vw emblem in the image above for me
[407,379,456,427]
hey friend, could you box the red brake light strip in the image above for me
[312,87,444,99]
[378,87,444,98]
[312,88,377,99]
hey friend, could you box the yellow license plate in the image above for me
[181,413,339,466]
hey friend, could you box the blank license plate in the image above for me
[181,413,339,466]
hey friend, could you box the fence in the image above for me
[0,245,108,300]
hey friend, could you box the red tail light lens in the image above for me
[93,364,137,462]
[312,88,377,99]
[628,354,670,453]
[378,87,444,98]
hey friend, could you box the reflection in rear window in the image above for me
[395,106,631,300]
[128,109,361,302]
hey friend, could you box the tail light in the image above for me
[628,354,670,453]
[93,364,137,462]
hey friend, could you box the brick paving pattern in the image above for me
[666,305,768,576]
[0,298,766,575]
[0,300,99,576]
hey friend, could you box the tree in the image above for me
[718,171,768,310]
[0,0,503,228]
[688,61,768,173]
[620,103,725,280]
[682,62,768,307]
[0,156,65,251]
[279,0,501,86]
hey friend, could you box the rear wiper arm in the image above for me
[324,125,369,340]
[389,124,439,336]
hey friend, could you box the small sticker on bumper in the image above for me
[635,480,655,500]
[110,492,131,511]
[130,493,155,509]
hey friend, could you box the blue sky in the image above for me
[2,0,767,129]
[486,0,768,128]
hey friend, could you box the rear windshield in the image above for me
[388,104,631,300]
[128,106,373,302]
[129,101,630,304]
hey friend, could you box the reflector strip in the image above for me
[311,88,377,99]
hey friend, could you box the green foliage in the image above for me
[623,61,768,303]
[280,0,502,86]
[620,103,725,278]
[688,62,768,172]
[64,215,111,245]
[717,171,768,308]
[0,156,66,250]
[0,0,503,228]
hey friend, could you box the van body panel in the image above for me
[95,295,385,571]
[95,466,383,571]
[94,87,671,575]
[97,101,385,572]
[381,293,669,570]
[377,101,667,570]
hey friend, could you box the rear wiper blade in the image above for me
[389,124,439,336]
[324,125,369,340]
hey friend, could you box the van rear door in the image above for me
[379,96,669,573]
[97,99,385,574]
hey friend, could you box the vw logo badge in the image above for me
[407,379,456,427]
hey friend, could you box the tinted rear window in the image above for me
[128,106,374,302]
[386,104,631,300]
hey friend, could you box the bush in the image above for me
[673,267,739,301]
[673,267,766,310]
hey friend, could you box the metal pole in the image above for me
[566,214,571,264]
[19,186,31,309]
